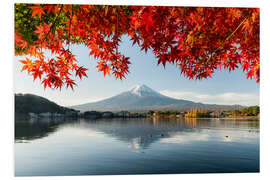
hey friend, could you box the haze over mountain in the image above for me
[71,84,243,112]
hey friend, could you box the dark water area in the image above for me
[15,117,259,176]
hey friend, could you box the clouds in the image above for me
[160,133,210,144]
[159,129,259,144]
[159,90,259,106]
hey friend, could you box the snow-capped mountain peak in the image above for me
[129,84,163,97]
[71,84,241,112]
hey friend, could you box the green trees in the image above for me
[242,106,260,116]
[230,106,259,117]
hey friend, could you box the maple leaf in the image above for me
[20,40,28,49]
[129,13,141,29]
[44,4,59,15]
[97,62,111,77]
[142,11,154,31]
[19,57,32,73]
[42,78,51,89]
[130,34,140,46]
[14,5,260,90]
[140,41,150,53]
[76,66,88,80]
[34,23,50,39]
[103,65,111,77]
[32,68,42,80]
[66,78,76,90]
[54,77,64,90]
[113,71,125,80]
[157,55,167,68]
[29,4,45,20]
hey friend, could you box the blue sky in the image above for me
[14,35,259,106]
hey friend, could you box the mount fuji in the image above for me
[71,84,242,112]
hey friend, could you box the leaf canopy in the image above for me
[14,4,260,90]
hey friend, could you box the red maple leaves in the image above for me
[34,23,50,39]
[97,62,111,77]
[15,4,260,90]
[29,4,45,20]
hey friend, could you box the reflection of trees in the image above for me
[152,117,196,128]
[151,117,212,129]
[15,117,67,142]
[15,117,260,149]
[79,118,258,150]
[217,119,260,130]
[184,118,197,128]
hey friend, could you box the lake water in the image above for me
[15,117,259,176]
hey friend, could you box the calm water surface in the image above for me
[15,118,259,176]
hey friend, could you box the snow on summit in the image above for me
[71,84,242,112]
[129,84,164,97]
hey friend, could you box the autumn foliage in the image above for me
[14,4,260,90]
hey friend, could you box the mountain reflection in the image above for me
[15,117,259,150]
[15,117,71,142]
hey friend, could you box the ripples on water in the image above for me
[15,117,259,176]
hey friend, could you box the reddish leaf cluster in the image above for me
[15,5,260,90]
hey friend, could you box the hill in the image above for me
[15,93,70,114]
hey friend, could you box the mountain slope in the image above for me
[15,93,72,114]
[72,85,243,112]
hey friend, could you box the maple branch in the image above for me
[68,6,73,50]
[208,15,250,63]
[50,5,63,33]
[226,16,249,41]
[116,7,119,54]
[41,5,64,48]
[15,5,260,87]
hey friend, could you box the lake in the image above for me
[15,117,259,176]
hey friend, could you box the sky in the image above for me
[3,1,269,180]
[14,35,259,107]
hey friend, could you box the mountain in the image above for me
[15,93,74,114]
[71,84,243,112]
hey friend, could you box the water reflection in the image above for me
[15,117,260,176]
[15,117,259,149]
[15,117,78,142]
